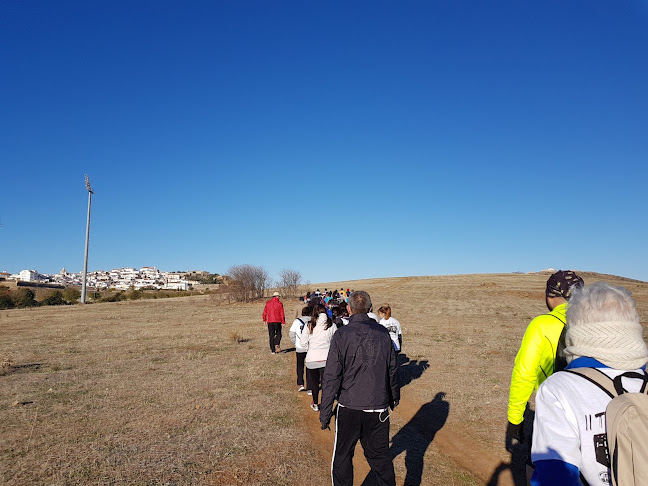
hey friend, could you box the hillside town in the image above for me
[0,267,216,291]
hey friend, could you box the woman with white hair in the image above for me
[530,282,648,486]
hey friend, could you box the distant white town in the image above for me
[0,267,214,291]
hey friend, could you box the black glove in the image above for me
[321,421,330,430]
[507,421,524,442]
[390,400,399,411]
[505,421,524,451]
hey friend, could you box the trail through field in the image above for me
[297,369,518,486]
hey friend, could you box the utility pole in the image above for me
[81,175,94,304]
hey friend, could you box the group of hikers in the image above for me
[262,274,648,486]
[263,288,403,485]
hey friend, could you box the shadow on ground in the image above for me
[1,363,43,376]
[361,392,450,486]
[398,353,429,388]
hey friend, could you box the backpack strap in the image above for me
[612,370,648,395]
[563,368,617,399]
[297,318,305,331]
[546,313,568,373]
[545,313,565,326]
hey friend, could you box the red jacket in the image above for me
[262,297,285,324]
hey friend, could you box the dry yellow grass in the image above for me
[1,273,646,485]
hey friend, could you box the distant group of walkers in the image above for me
[262,289,402,485]
[262,273,648,486]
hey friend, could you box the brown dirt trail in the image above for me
[298,381,516,486]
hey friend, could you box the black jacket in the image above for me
[319,313,400,425]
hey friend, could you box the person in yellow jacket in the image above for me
[506,271,584,463]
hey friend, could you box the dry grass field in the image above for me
[1,272,647,485]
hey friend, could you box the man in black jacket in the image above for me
[320,290,400,486]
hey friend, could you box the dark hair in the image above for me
[310,303,333,331]
[301,306,310,317]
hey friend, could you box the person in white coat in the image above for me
[289,306,311,392]
[300,303,336,411]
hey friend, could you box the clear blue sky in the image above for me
[2,1,647,283]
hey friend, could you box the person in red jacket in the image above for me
[263,292,285,354]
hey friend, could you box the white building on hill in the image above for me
[19,270,40,282]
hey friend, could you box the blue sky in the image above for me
[2,1,647,283]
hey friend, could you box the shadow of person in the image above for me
[398,354,430,388]
[361,392,449,486]
[488,406,535,486]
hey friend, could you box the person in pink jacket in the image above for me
[300,303,336,411]
[262,292,285,354]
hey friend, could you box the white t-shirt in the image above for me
[379,317,402,351]
[532,366,646,485]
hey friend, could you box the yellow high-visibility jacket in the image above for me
[507,303,567,425]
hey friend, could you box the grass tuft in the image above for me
[228,330,245,344]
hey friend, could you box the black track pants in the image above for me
[332,405,395,486]
[296,351,306,386]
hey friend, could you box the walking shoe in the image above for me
[298,385,305,392]
[275,345,281,353]
[307,390,312,396]
[311,402,319,412]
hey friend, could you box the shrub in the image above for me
[1,355,12,374]
[197,274,223,284]
[228,331,244,344]
[127,289,142,301]
[41,291,66,306]
[0,293,14,310]
[62,287,81,304]
[14,288,38,308]
[99,291,126,303]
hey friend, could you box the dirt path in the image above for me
[392,397,517,485]
[299,391,371,483]
[298,386,517,486]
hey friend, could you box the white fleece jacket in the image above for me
[300,313,336,364]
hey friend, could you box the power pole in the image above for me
[81,175,94,304]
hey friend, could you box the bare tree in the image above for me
[227,264,269,302]
[277,268,302,297]
[252,265,269,299]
